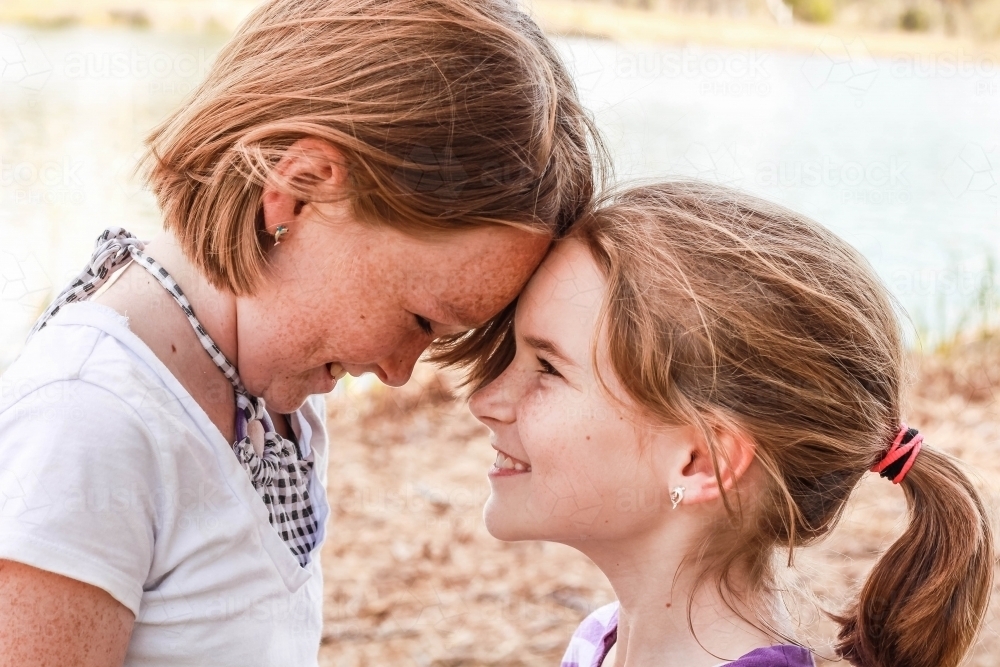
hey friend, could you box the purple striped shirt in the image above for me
[560,603,816,667]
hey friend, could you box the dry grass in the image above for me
[317,335,1000,666]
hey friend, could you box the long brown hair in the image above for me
[143,0,605,296]
[473,181,995,667]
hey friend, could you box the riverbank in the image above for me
[2,0,1000,57]
[533,0,1000,56]
[318,336,1000,666]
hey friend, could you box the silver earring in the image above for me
[274,224,289,245]
[670,486,685,510]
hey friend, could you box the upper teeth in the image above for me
[494,451,530,472]
[329,363,347,380]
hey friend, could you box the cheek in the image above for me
[296,299,410,363]
[518,392,665,540]
[516,388,643,534]
[280,257,408,362]
[332,313,402,358]
[519,382,622,469]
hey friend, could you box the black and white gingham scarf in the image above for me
[29,228,319,566]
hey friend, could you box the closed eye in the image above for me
[415,314,434,336]
[537,356,562,377]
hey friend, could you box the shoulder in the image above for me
[0,301,167,470]
[0,306,174,615]
[0,302,170,521]
[560,602,619,667]
[2,302,180,431]
[4,303,141,402]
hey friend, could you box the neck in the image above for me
[94,230,243,441]
[570,517,778,667]
[140,232,240,366]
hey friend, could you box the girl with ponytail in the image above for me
[466,181,995,667]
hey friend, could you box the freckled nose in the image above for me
[380,364,411,387]
[379,337,427,386]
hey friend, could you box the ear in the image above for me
[261,137,348,237]
[672,420,757,507]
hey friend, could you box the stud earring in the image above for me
[274,224,289,245]
[670,486,685,510]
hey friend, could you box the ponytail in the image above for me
[834,445,994,667]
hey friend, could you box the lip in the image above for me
[317,369,337,393]
[489,446,532,478]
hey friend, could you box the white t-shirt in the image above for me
[0,302,331,666]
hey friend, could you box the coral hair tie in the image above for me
[870,424,923,484]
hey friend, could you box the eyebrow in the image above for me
[522,335,577,367]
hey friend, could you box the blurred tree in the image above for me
[785,0,835,22]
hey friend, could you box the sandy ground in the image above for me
[316,335,1000,667]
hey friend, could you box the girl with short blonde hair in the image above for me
[0,1,604,664]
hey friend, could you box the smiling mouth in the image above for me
[490,448,531,474]
[327,362,348,381]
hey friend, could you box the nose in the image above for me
[376,335,429,387]
[469,365,518,428]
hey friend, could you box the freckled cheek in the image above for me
[305,310,411,363]
[239,324,311,381]
[335,338,410,365]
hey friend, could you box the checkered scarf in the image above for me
[30,228,319,566]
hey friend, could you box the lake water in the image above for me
[2,25,999,367]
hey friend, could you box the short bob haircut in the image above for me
[143,0,604,297]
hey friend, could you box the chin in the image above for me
[261,385,310,415]
[483,499,532,542]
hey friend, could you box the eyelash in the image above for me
[537,357,561,377]
[415,315,434,336]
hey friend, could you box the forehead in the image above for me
[516,240,606,352]
[411,225,550,325]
